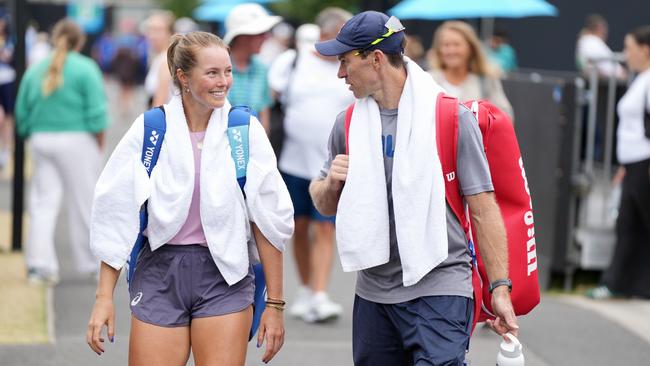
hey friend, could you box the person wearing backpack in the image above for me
[268,8,354,323]
[86,32,294,365]
[309,11,518,365]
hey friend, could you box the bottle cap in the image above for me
[499,333,523,358]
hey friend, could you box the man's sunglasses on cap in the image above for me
[353,16,406,56]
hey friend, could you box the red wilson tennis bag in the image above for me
[435,93,539,327]
[344,94,540,330]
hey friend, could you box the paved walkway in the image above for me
[2,247,650,366]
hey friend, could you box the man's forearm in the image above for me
[466,192,508,282]
[309,178,341,216]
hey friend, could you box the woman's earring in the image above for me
[184,85,190,93]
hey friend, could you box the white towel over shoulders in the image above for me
[336,58,448,286]
[90,96,294,285]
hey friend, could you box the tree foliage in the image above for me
[270,0,363,24]
[154,0,200,19]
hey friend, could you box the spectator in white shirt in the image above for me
[576,14,626,80]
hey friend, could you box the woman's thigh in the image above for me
[191,306,253,366]
[129,316,191,366]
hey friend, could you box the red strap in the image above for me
[344,103,355,155]
[435,93,466,231]
[437,94,484,333]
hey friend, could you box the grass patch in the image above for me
[0,253,50,344]
[0,213,29,253]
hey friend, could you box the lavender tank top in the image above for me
[167,131,207,245]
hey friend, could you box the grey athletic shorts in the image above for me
[129,243,254,327]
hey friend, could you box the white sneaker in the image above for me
[288,286,312,318]
[302,292,343,323]
[27,268,60,286]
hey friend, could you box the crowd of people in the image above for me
[1,2,648,365]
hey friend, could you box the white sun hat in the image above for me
[295,23,320,52]
[224,3,282,45]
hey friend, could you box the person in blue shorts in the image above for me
[309,11,519,365]
[268,7,354,323]
[86,31,294,365]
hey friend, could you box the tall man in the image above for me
[309,11,518,365]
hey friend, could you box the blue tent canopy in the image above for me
[389,0,558,20]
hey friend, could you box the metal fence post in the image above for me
[9,0,28,252]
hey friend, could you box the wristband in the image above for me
[489,278,512,293]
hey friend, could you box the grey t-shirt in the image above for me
[318,104,493,304]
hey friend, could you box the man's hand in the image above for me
[326,154,349,192]
[310,154,349,216]
[486,286,519,338]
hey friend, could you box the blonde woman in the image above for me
[15,19,108,284]
[144,10,175,107]
[86,32,293,365]
[428,21,514,119]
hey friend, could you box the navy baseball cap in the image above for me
[315,11,405,56]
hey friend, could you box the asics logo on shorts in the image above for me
[131,292,143,306]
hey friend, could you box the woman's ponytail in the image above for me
[42,36,68,96]
[41,19,85,96]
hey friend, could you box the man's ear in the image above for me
[372,49,384,69]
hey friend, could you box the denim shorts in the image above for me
[352,295,473,366]
[129,243,254,327]
[281,172,335,222]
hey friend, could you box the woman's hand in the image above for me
[86,295,115,355]
[257,306,285,363]
[613,166,626,185]
[94,131,105,152]
[251,223,285,363]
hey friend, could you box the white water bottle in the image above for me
[496,333,525,366]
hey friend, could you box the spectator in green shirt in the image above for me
[487,28,518,73]
[15,18,108,284]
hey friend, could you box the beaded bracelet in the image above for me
[266,303,285,311]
